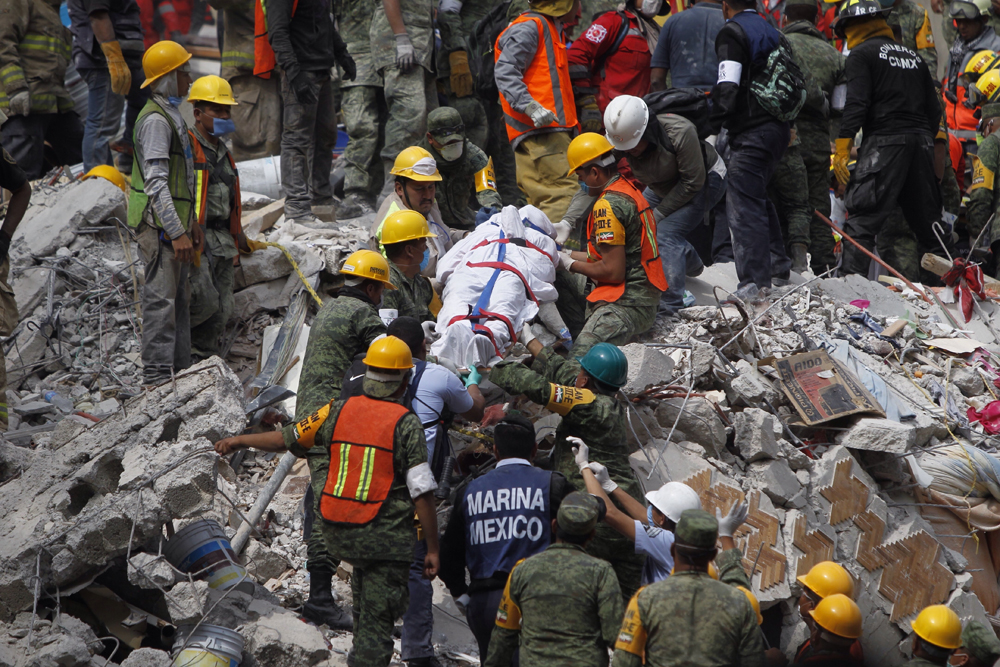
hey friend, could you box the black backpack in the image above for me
[642,88,714,140]
[468,0,514,99]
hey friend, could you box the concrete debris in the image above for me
[619,343,674,395]
[118,649,172,667]
[245,539,291,583]
[127,553,176,589]
[837,417,916,453]
[949,365,985,397]
[242,612,329,667]
[654,398,727,459]
[734,408,780,462]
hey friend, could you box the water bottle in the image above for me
[43,391,75,414]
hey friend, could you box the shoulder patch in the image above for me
[615,590,647,656]
[545,384,597,416]
[592,197,625,246]
[645,525,664,538]
[916,10,934,49]
[971,154,996,193]
[495,559,525,629]
[292,402,333,449]
[585,23,608,44]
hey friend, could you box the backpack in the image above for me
[747,36,807,122]
[642,88,714,139]
[468,0,514,99]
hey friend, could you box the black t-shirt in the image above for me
[0,146,27,193]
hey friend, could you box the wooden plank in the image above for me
[921,253,1000,293]
[242,197,285,237]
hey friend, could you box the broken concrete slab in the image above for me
[620,343,674,395]
[234,243,324,290]
[242,198,286,238]
[837,418,916,453]
[127,553,176,589]
[245,539,291,583]
[734,408,779,462]
[629,441,712,493]
[728,359,782,405]
[119,648,172,667]
[653,398,727,459]
[949,366,985,397]
[749,458,803,508]
[243,611,329,667]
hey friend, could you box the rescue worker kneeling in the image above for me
[214,336,439,667]
[558,133,667,357]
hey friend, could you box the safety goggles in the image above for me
[950,1,982,20]
[430,124,465,140]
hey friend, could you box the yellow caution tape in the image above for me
[261,242,324,307]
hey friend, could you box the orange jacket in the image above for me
[253,0,297,78]
[188,130,243,238]
[495,12,578,143]
[944,84,980,138]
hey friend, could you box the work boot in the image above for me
[406,657,443,667]
[790,243,809,274]
[301,568,354,630]
[337,192,375,219]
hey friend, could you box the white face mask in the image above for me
[639,0,662,17]
[439,141,464,162]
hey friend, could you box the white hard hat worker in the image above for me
[604,95,650,152]
[645,481,701,528]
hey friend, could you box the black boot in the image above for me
[790,243,809,274]
[301,568,354,630]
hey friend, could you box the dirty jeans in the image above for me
[725,121,792,291]
[278,69,337,219]
[189,229,236,360]
[80,63,147,171]
[401,539,434,661]
[137,225,191,384]
[644,170,727,313]
[466,587,518,666]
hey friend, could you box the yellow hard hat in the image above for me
[965,50,1000,77]
[912,605,963,650]
[81,165,128,194]
[390,146,442,182]
[381,210,437,245]
[566,132,616,175]
[736,586,764,626]
[974,69,1000,106]
[810,594,863,640]
[363,335,414,370]
[188,75,239,105]
[339,249,396,289]
[708,562,719,580]
[797,561,855,600]
[140,40,192,89]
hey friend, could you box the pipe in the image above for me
[230,450,298,554]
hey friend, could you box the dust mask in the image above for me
[440,141,464,162]
[639,0,662,17]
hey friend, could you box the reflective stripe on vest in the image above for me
[20,32,71,59]
[495,12,578,142]
[221,50,255,71]
[253,0,298,79]
[586,176,668,303]
[188,130,243,237]
[0,64,25,87]
[319,395,409,525]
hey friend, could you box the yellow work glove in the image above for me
[449,50,474,98]
[833,137,853,187]
[100,41,131,96]
[578,94,601,133]
[246,238,268,252]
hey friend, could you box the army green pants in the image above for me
[342,84,386,199]
[767,144,811,250]
[305,465,340,573]
[514,131,578,224]
[380,64,437,182]
[350,558,410,667]
[571,300,657,358]
[876,209,921,281]
[189,230,236,361]
[802,149,838,273]
[228,73,282,162]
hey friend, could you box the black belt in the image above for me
[205,217,230,230]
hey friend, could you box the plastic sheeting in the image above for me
[820,338,915,422]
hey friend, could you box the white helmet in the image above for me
[645,482,701,523]
[604,95,649,151]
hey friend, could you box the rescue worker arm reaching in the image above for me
[574,441,644,540]
[213,430,287,455]
[562,243,626,284]
[494,22,555,126]
[382,0,416,72]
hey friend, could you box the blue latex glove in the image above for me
[464,366,482,388]
[475,206,499,226]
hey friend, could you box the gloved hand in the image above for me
[435,355,461,376]
[519,322,536,346]
[454,593,470,615]
[0,231,11,264]
[332,30,356,81]
[568,437,589,471]
[475,206,499,226]
[558,327,573,348]
[587,462,618,494]
[833,138,853,187]
[245,238,268,253]
[525,101,556,128]
[463,366,482,388]
[291,72,317,105]
[395,33,417,72]
[8,91,29,117]
[101,41,132,95]
[577,95,602,133]
[421,319,440,343]
[449,50,474,98]
[716,500,749,538]
[553,220,573,246]
[558,250,575,272]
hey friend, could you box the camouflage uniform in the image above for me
[569,179,662,357]
[489,346,647,601]
[887,0,939,75]
[766,140,813,256]
[784,18,845,272]
[715,547,753,589]
[486,543,624,667]
[962,621,1000,665]
[438,0,523,206]
[282,391,429,667]
[370,0,438,182]
[189,130,239,360]
[295,290,386,572]
[338,0,385,205]
[967,115,1000,256]
[382,261,435,322]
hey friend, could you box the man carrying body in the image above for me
[485,492,623,667]
[215,336,440,667]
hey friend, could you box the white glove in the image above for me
[553,220,573,245]
[568,437,589,471]
[435,355,461,376]
[454,593,470,614]
[421,319,440,343]
[8,91,29,117]
[519,322,536,346]
[558,250,575,272]
[716,501,749,538]
[525,101,556,128]
[587,462,618,494]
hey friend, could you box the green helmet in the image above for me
[577,343,628,389]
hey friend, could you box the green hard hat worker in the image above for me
[577,342,629,392]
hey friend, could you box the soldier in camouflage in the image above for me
[957,620,1000,666]
[380,210,438,322]
[611,510,765,667]
[337,0,387,219]
[370,0,438,202]
[485,491,623,667]
[489,342,647,601]
[418,106,503,231]
[967,102,1000,267]
[214,336,440,667]
[766,138,814,273]
[784,0,846,273]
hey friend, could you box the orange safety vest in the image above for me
[495,12,578,143]
[188,130,243,239]
[253,0,297,79]
[586,177,668,303]
[319,395,409,525]
[944,84,979,139]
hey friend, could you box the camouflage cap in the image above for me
[674,509,719,550]
[427,107,465,139]
[557,491,602,536]
[362,368,408,399]
[962,621,1000,664]
[982,102,1000,120]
